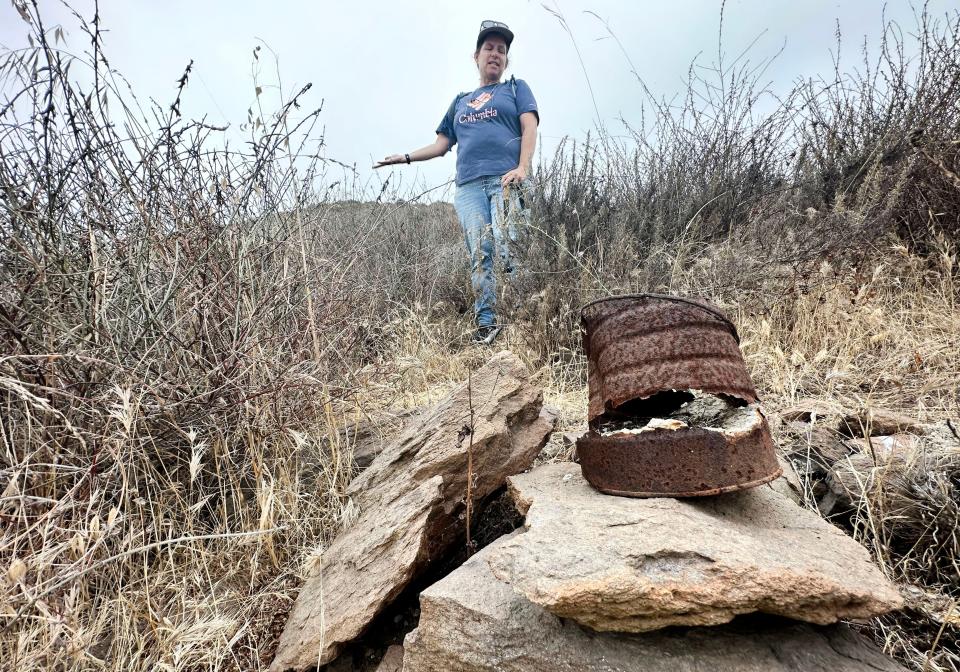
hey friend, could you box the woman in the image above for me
[374,20,539,344]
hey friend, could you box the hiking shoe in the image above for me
[472,325,502,345]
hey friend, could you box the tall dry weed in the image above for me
[0,5,376,669]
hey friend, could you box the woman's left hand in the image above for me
[501,165,527,188]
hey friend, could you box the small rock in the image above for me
[840,408,923,438]
[375,644,403,672]
[561,429,584,448]
[768,454,804,503]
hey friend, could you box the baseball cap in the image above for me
[476,20,514,50]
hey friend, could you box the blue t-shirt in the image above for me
[436,78,539,185]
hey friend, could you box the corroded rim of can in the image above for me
[580,293,740,343]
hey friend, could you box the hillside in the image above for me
[1,3,959,671]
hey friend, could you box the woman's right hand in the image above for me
[373,154,405,169]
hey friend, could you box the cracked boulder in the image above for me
[269,351,556,671]
[403,534,908,672]
[484,463,902,633]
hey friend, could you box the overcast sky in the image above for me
[1,1,954,201]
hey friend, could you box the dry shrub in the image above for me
[499,7,960,365]
[0,6,381,670]
[834,433,960,671]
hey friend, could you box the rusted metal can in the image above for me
[577,294,781,498]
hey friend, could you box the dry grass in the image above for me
[739,236,958,417]
[1,2,958,671]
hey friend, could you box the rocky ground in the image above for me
[264,351,946,672]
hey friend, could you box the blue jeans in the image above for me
[453,175,528,327]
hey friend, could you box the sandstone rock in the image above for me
[485,463,901,633]
[840,408,924,438]
[403,536,907,672]
[775,399,844,427]
[270,352,556,671]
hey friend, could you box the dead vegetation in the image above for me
[1,2,958,671]
[744,253,960,671]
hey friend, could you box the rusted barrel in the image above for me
[577,294,781,497]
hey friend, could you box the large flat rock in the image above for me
[485,463,902,633]
[403,535,908,672]
[270,352,556,671]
